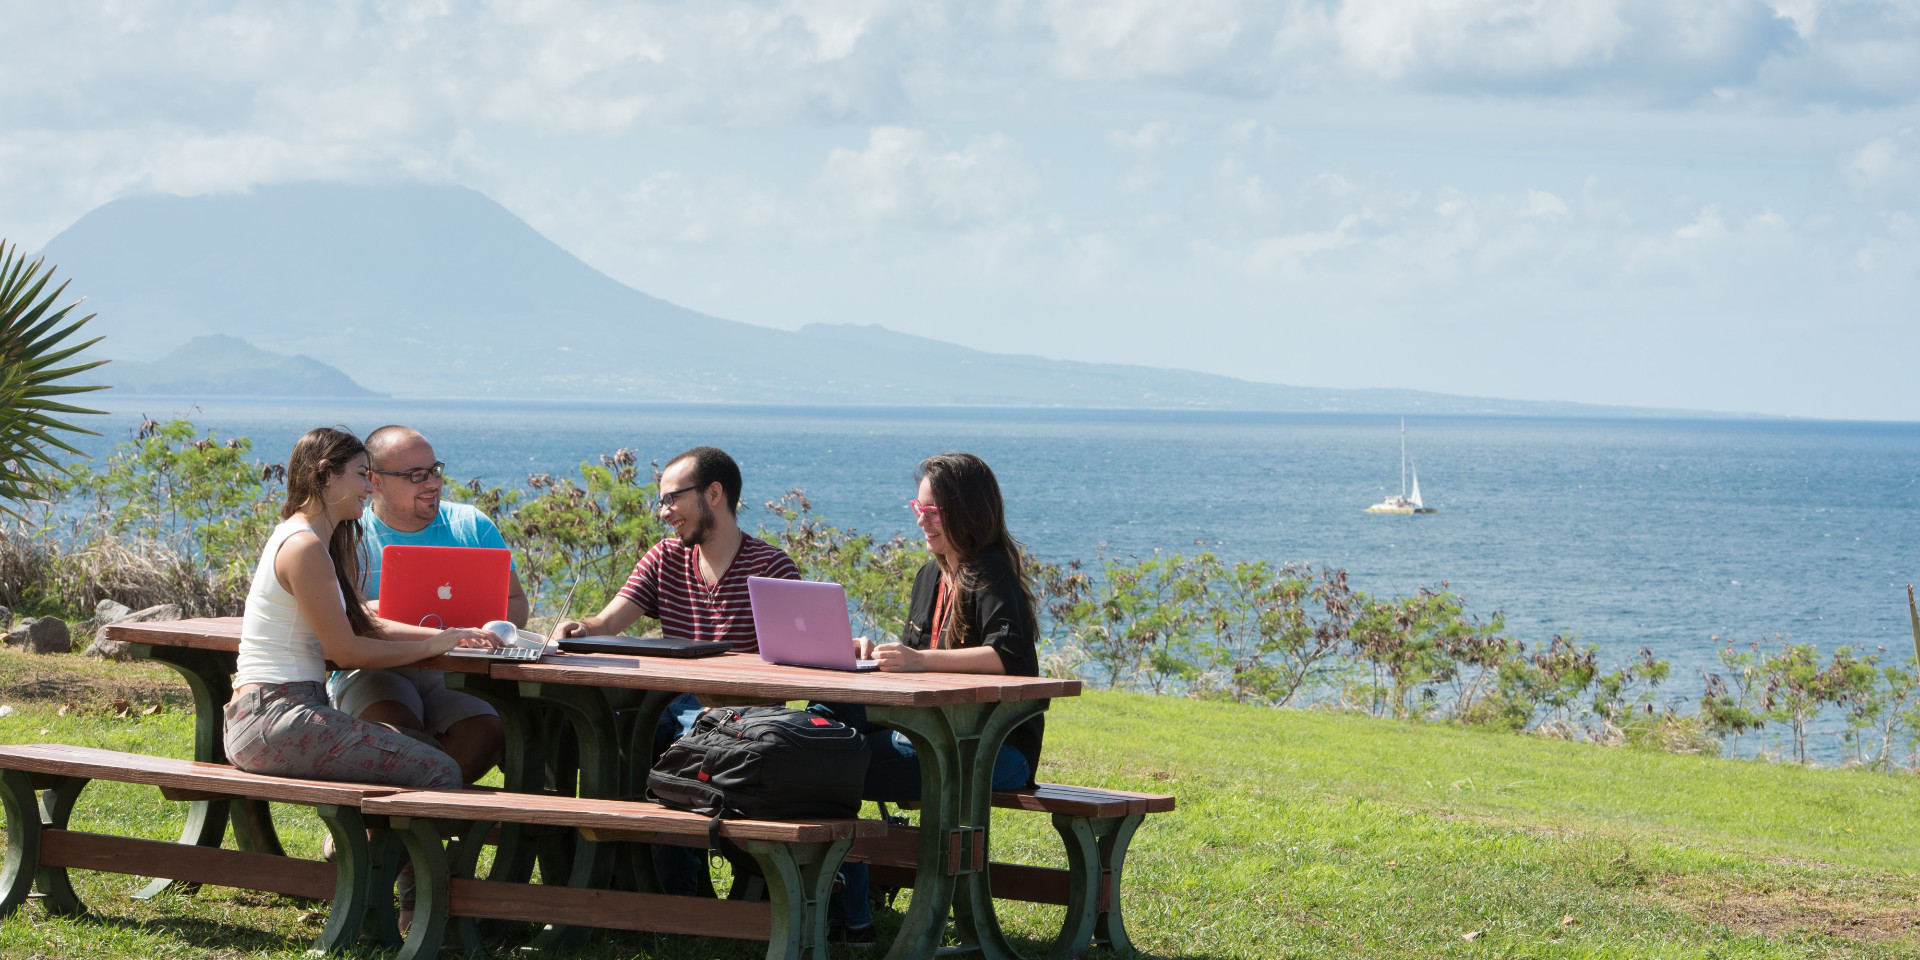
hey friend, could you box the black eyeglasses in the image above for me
[657,484,705,511]
[371,461,445,484]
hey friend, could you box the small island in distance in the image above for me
[101,335,383,398]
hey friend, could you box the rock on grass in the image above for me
[7,617,72,655]
[84,602,183,662]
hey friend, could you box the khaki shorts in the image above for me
[329,667,497,736]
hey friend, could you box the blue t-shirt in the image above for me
[359,502,512,599]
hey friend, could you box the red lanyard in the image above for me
[930,575,954,650]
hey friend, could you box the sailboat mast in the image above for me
[1399,418,1407,498]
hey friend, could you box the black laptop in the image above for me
[555,635,733,659]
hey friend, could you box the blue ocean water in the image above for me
[62,398,1920,694]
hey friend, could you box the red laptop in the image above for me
[377,545,511,629]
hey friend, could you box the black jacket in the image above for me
[901,552,1045,779]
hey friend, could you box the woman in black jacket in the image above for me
[855,451,1043,795]
[832,452,1045,942]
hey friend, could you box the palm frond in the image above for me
[0,239,110,518]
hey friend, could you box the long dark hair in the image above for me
[282,426,379,638]
[917,452,1037,647]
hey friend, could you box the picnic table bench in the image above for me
[362,787,885,960]
[873,783,1176,958]
[86,617,1154,960]
[0,743,410,951]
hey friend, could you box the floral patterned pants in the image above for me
[223,681,461,788]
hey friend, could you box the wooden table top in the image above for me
[107,618,1082,706]
[496,652,1079,706]
[104,616,490,674]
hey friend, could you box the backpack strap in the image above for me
[705,806,767,897]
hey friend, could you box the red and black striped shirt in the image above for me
[616,535,801,652]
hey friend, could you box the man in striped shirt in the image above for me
[552,446,803,897]
[554,445,801,651]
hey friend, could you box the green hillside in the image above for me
[2,647,1916,958]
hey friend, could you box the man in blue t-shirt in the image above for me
[329,425,527,783]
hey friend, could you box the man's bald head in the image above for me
[365,425,424,465]
[364,425,442,533]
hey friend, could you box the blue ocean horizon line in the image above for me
[49,395,1920,759]
[85,392,1874,431]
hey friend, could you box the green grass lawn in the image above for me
[3,647,1919,958]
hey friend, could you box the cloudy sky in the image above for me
[5,1,1918,419]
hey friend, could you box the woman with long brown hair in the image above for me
[831,451,1045,943]
[223,426,495,788]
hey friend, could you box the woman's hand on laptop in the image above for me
[854,636,876,659]
[871,642,925,672]
[425,627,498,656]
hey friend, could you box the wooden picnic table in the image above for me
[107,617,1081,960]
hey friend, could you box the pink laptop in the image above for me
[748,577,879,671]
[377,545,511,629]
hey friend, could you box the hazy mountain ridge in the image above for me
[103,334,382,397]
[39,182,1742,417]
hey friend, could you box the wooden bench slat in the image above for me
[363,789,886,843]
[0,744,403,806]
[447,876,773,939]
[898,782,1177,818]
[1049,784,1178,813]
[42,829,337,900]
[866,861,1076,907]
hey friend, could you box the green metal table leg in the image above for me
[748,837,853,960]
[359,822,406,947]
[443,820,495,953]
[0,769,41,918]
[394,817,455,960]
[230,798,284,856]
[32,775,88,917]
[867,704,963,960]
[128,643,274,897]
[519,681,622,949]
[619,689,684,896]
[446,672,542,885]
[1048,813,1143,959]
[868,699,1046,960]
[312,804,377,954]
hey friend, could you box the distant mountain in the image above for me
[102,334,382,398]
[35,182,1731,416]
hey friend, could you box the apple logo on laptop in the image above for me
[438,582,453,601]
[793,616,808,632]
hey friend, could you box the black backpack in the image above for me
[647,706,871,821]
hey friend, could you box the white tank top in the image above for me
[235,518,342,686]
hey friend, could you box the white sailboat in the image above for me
[1365,419,1437,515]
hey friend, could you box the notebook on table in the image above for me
[378,545,512,629]
[747,577,879,672]
[555,635,733,659]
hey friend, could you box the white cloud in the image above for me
[1843,128,1920,202]
[1032,0,1920,105]
[1108,121,1187,154]
[1675,205,1731,242]
[1521,189,1571,218]
[3,1,1919,417]
[814,127,1041,230]
[1108,121,1187,191]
